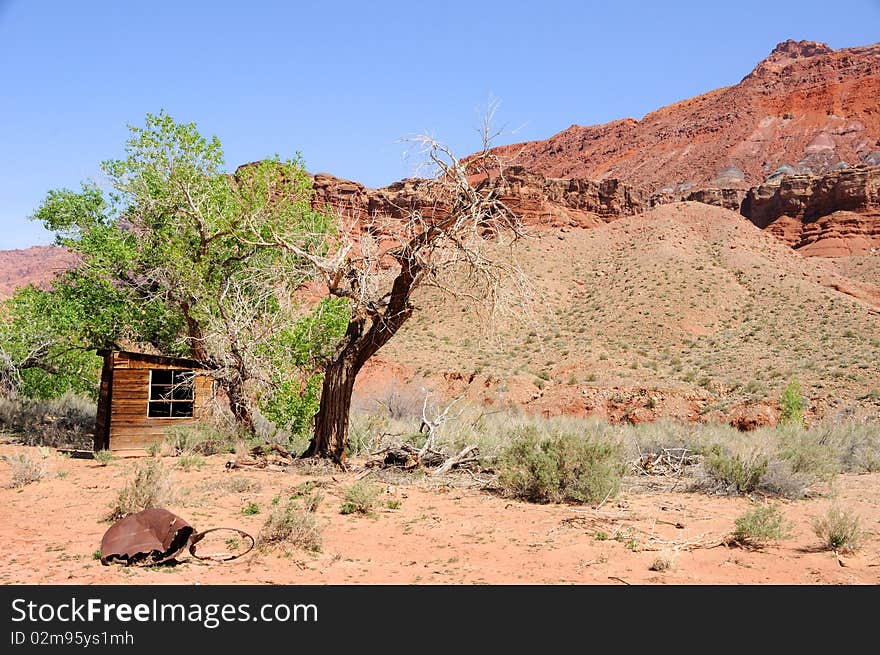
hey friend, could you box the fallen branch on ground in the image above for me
[367,441,480,475]
[631,447,698,476]
[431,445,478,476]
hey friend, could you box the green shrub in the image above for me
[107,458,175,521]
[258,498,322,552]
[701,447,768,494]
[165,422,239,455]
[497,427,625,504]
[242,502,260,515]
[340,480,381,515]
[811,506,863,553]
[733,504,791,546]
[779,380,806,427]
[94,450,115,466]
[177,452,205,471]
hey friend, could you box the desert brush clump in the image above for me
[811,506,864,553]
[756,459,813,499]
[699,446,769,495]
[93,449,115,466]
[818,417,880,473]
[340,480,382,515]
[649,554,673,572]
[208,476,261,495]
[497,426,625,504]
[107,458,175,521]
[164,421,242,456]
[776,427,839,482]
[732,504,792,547]
[4,453,46,488]
[347,411,392,458]
[0,393,96,450]
[176,451,205,471]
[258,495,323,552]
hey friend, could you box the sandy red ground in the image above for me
[1,442,877,585]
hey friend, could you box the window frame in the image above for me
[147,369,195,419]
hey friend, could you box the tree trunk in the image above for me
[181,301,210,363]
[305,260,419,463]
[224,376,254,434]
[303,352,359,464]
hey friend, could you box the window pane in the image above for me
[150,385,173,401]
[171,380,194,401]
[171,402,194,418]
[148,401,172,417]
[151,370,173,385]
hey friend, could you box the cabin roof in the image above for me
[96,349,216,371]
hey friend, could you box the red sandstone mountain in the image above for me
[0,246,75,300]
[488,40,880,193]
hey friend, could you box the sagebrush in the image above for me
[0,393,95,449]
[733,504,791,546]
[107,458,175,521]
[164,422,241,455]
[4,453,46,488]
[811,506,863,553]
[340,480,382,515]
[259,496,323,552]
[699,447,768,494]
[497,427,625,504]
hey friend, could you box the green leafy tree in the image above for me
[9,111,346,434]
[0,286,103,398]
[779,379,807,427]
[258,296,350,439]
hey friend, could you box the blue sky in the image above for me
[1,0,878,249]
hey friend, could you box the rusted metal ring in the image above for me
[188,528,255,562]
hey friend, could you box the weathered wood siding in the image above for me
[104,352,214,454]
[93,354,114,451]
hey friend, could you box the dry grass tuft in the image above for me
[4,453,46,488]
[106,458,175,521]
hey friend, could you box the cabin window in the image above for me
[148,369,194,418]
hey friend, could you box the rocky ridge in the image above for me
[309,163,880,258]
[485,40,880,193]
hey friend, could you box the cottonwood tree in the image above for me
[0,285,103,398]
[253,131,529,464]
[21,112,345,434]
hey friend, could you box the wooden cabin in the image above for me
[94,350,216,455]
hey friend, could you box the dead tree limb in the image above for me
[431,445,479,476]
